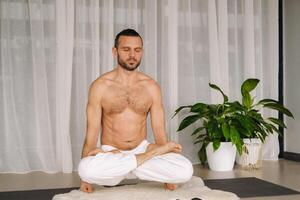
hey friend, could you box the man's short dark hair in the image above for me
[114,29,143,48]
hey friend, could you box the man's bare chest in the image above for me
[102,85,152,115]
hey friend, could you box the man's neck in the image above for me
[115,66,138,85]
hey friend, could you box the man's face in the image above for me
[113,36,143,71]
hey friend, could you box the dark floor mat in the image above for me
[0,187,78,200]
[204,177,300,198]
[1,178,299,200]
[0,180,139,200]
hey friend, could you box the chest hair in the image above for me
[102,85,152,115]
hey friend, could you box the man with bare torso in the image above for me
[78,29,193,193]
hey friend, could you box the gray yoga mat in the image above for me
[204,177,300,198]
[0,187,78,200]
[0,177,299,200]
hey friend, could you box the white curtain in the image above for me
[0,0,278,173]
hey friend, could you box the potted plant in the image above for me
[232,79,294,168]
[173,78,294,171]
[173,83,244,171]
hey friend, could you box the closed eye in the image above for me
[135,48,142,53]
[122,47,130,51]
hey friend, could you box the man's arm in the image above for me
[148,81,181,191]
[80,81,104,193]
[149,81,168,145]
[81,81,103,158]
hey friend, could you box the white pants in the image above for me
[78,140,193,186]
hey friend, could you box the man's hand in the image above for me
[155,141,182,155]
[146,142,182,154]
[80,181,93,193]
[87,148,122,156]
[108,149,121,154]
[168,142,182,154]
[87,148,105,156]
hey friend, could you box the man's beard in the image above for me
[117,56,141,71]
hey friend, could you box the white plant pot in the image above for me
[236,138,262,168]
[206,142,237,171]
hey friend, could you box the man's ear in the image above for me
[112,47,117,58]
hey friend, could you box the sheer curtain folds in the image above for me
[0,0,278,172]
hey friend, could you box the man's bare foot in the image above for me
[164,183,177,191]
[80,181,93,193]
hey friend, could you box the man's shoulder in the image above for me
[89,73,114,96]
[92,71,115,87]
[137,72,157,85]
[137,72,161,94]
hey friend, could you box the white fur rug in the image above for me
[53,176,239,200]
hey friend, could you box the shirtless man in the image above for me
[78,29,193,193]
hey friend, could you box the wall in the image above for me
[284,0,300,154]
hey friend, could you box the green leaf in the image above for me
[213,140,221,151]
[268,117,287,128]
[198,142,208,165]
[196,134,207,140]
[241,78,260,95]
[207,104,218,115]
[238,115,255,130]
[236,141,243,155]
[177,114,202,131]
[256,132,265,143]
[224,101,245,114]
[191,127,205,136]
[230,126,240,144]
[250,97,255,107]
[227,101,244,109]
[257,99,279,105]
[191,103,207,113]
[263,103,294,118]
[248,110,264,121]
[207,120,223,139]
[268,123,280,134]
[172,105,192,118]
[262,122,274,133]
[242,92,252,108]
[194,139,204,144]
[254,124,268,142]
[228,125,243,155]
[209,83,229,103]
[221,123,230,141]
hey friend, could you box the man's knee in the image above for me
[78,157,93,182]
[134,153,193,183]
[77,156,124,186]
[78,156,108,182]
[78,153,137,182]
[178,157,193,182]
[172,154,193,182]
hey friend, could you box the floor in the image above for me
[0,159,300,199]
